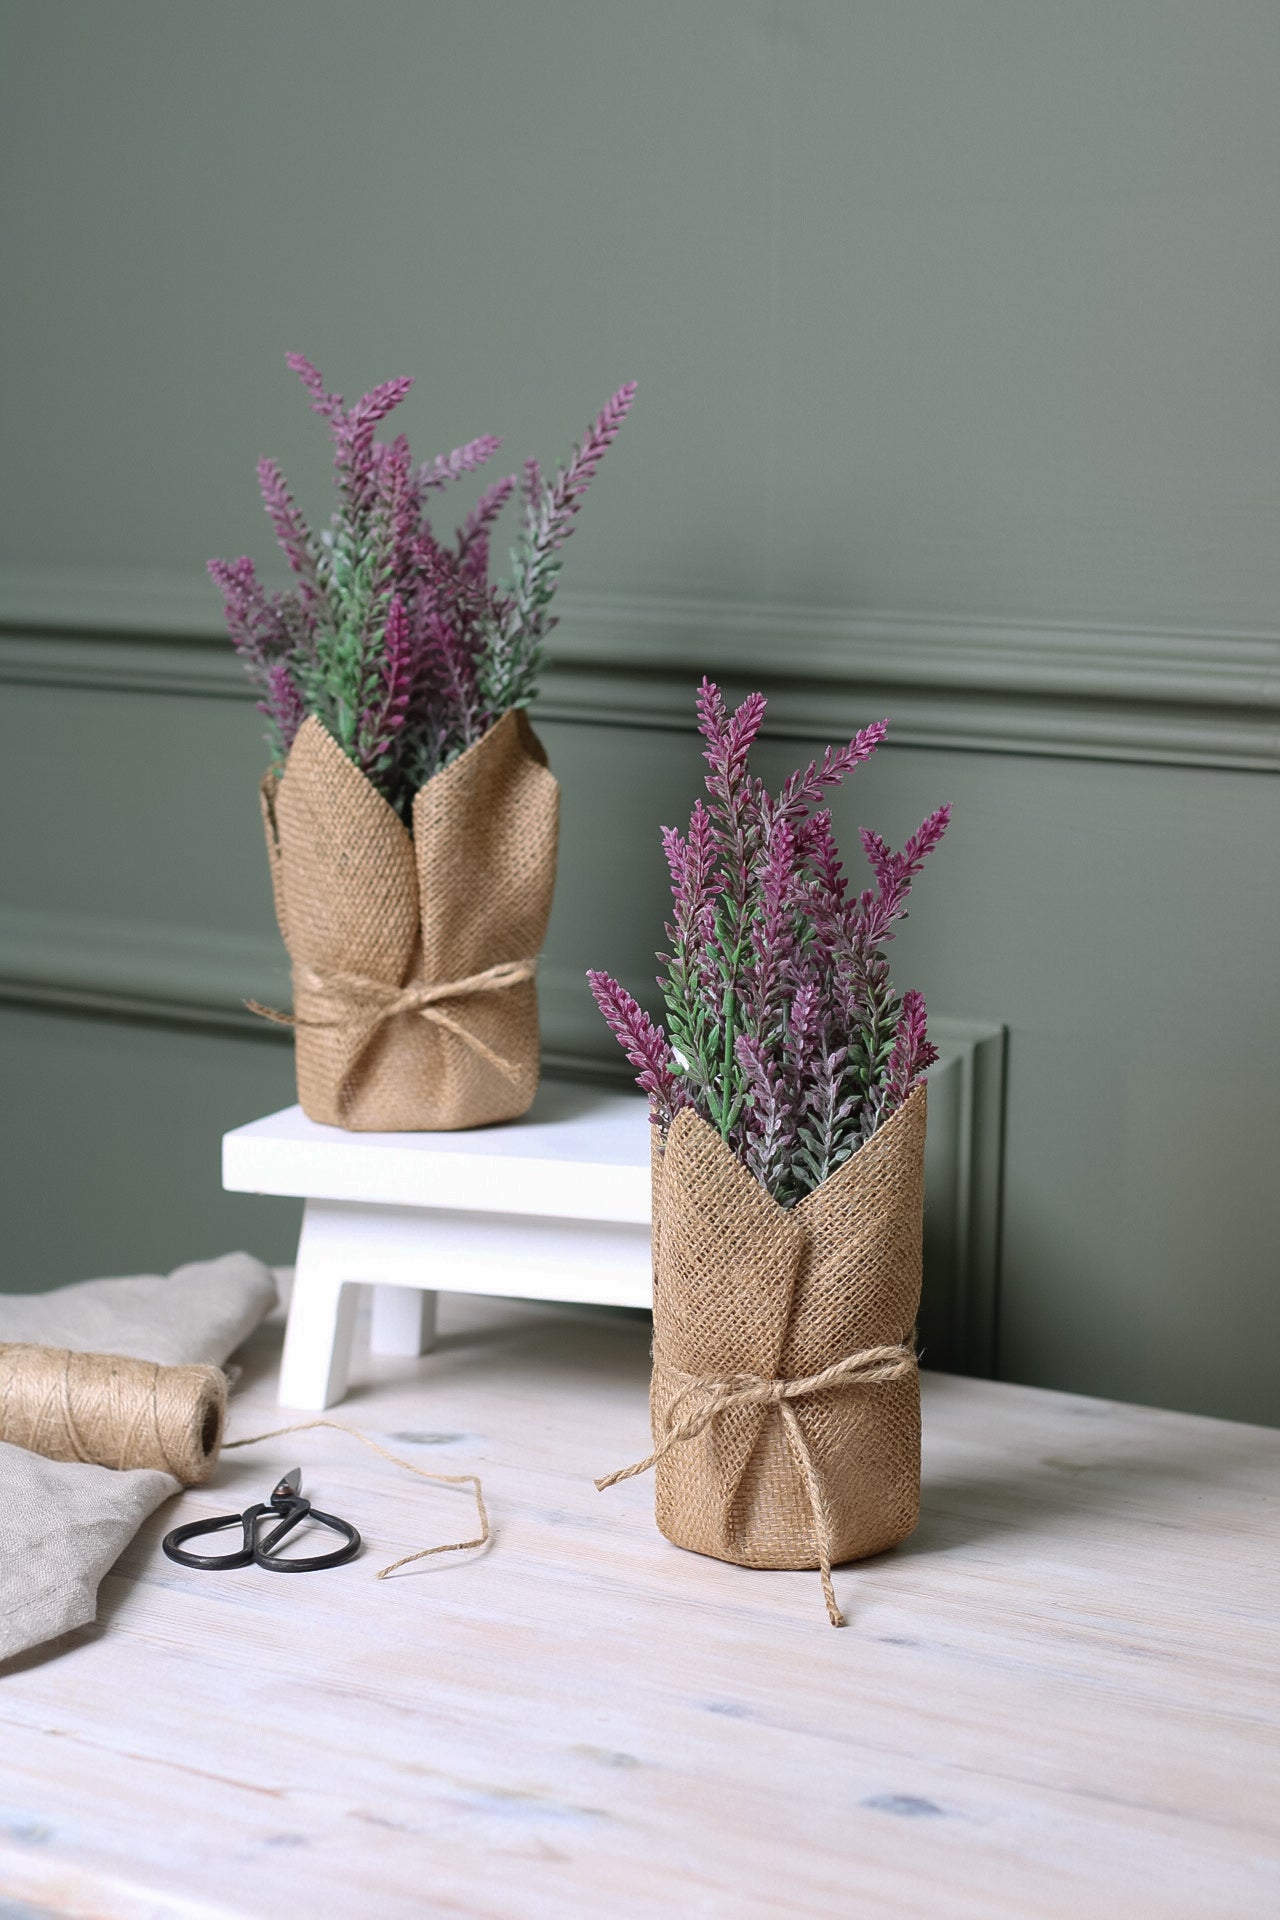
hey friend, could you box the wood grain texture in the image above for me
[0,1293,1276,1919]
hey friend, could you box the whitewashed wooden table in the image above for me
[1,1290,1277,1919]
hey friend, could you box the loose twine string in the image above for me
[223,1420,490,1578]
[596,1343,917,1628]
[0,1346,488,1578]
[247,957,536,1083]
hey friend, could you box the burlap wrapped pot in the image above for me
[601,1083,926,1625]
[258,708,560,1130]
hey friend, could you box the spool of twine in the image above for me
[0,1343,226,1486]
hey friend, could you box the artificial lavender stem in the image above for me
[213,357,634,812]
[592,683,950,1200]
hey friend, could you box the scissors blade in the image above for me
[272,1467,303,1499]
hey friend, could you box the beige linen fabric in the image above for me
[650,1084,927,1570]
[0,1253,276,1663]
[261,709,560,1131]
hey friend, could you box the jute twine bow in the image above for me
[248,957,536,1083]
[596,1342,917,1627]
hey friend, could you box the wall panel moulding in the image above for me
[2,565,1277,772]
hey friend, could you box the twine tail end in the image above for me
[376,1532,488,1579]
[595,1445,662,1493]
[245,998,295,1027]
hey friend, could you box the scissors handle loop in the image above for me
[162,1506,261,1570]
[255,1497,361,1572]
[162,1481,361,1573]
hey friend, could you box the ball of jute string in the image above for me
[0,1343,226,1486]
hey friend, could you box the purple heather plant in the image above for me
[588,682,950,1206]
[210,356,635,819]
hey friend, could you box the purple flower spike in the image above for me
[767,719,889,833]
[333,373,415,517]
[858,803,952,923]
[878,989,938,1121]
[465,472,518,536]
[594,686,949,1200]
[216,356,634,815]
[256,457,321,600]
[697,682,769,921]
[900,804,953,877]
[736,1030,796,1193]
[284,351,344,421]
[586,971,683,1129]
[696,679,767,779]
[556,383,637,514]
[258,660,307,759]
[455,474,518,592]
[352,593,417,780]
[476,387,637,720]
[380,595,414,728]
[207,555,293,676]
[418,435,503,492]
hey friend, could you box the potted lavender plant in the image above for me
[590,681,950,1624]
[211,356,633,1130]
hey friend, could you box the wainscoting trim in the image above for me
[2,565,1276,770]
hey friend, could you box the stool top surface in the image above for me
[222,1078,654,1222]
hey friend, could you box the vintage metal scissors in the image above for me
[162,1468,361,1573]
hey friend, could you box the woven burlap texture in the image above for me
[260,707,559,1130]
[650,1082,926,1572]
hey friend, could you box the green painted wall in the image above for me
[1,3,1277,1422]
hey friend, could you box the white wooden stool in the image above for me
[222,1080,652,1409]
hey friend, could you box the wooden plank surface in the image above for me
[1,1293,1277,1920]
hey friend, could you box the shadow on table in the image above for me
[225,1296,1275,1572]
[321,1295,654,1415]
[902,1417,1272,1558]
[0,1619,107,1680]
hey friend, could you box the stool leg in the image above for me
[370,1286,439,1357]
[278,1203,360,1409]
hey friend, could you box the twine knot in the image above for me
[248,956,537,1082]
[596,1341,917,1627]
